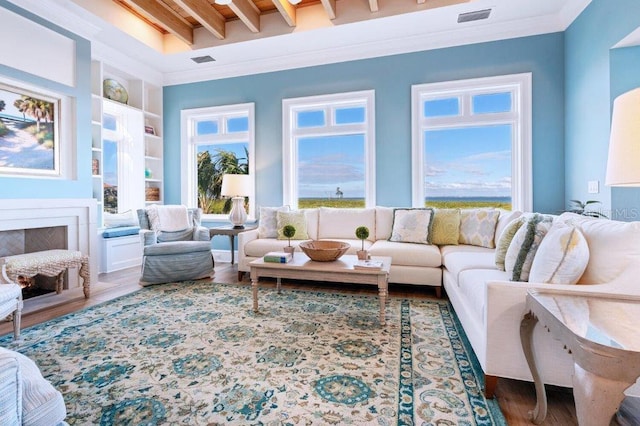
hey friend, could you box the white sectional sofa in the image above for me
[239,207,640,397]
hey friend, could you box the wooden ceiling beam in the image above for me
[320,0,336,19]
[271,0,296,26]
[369,0,379,12]
[229,0,261,33]
[173,0,225,40]
[120,0,194,44]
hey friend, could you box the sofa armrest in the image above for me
[193,226,210,242]
[482,263,640,382]
[139,229,157,246]
[238,228,260,265]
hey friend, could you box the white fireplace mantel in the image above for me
[0,198,98,286]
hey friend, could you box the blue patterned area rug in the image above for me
[1,282,506,425]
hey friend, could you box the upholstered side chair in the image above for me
[0,279,22,340]
[137,206,214,285]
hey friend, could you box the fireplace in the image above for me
[0,199,98,297]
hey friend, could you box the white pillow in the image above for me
[388,208,434,244]
[258,206,289,238]
[529,222,589,284]
[103,210,139,228]
[504,214,553,282]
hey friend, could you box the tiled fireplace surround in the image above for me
[0,199,98,293]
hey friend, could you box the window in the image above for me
[283,90,375,209]
[102,101,144,214]
[411,74,532,211]
[181,103,255,219]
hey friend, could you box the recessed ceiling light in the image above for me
[457,9,492,23]
[214,0,232,5]
[191,55,216,64]
[288,0,302,4]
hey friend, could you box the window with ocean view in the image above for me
[411,74,532,211]
[283,90,375,209]
[181,103,255,219]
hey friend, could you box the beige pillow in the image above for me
[504,214,554,282]
[529,222,589,284]
[276,211,309,240]
[458,209,500,248]
[495,216,526,271]
[430,208,460,245]
[388,208,434,244]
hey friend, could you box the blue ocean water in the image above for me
[426,196,511,203]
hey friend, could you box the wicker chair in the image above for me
[137,206,214,285]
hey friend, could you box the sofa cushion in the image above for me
[495,216,526,271]
[369,240,441,267]
[375,206,394,240]
[303,208,319,241]
[505,213,553,281]
[318,207,375,241]
[430,208,461,245]
[103,209,139,228]
[389,208,434,244]
[258,206,289,238]
[442,248,496,282]
[277,211,309,240]
[529,222,589,284]
[459,209,500,248]
[558,212,640,284]
[144,241,212,256]
[0,348,67,426]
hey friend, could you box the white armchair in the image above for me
[0,280,22,340]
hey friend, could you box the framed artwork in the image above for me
[0,81,61,177]
[144,125,156,135]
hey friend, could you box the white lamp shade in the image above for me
[605,87,640,187]
[221,174,251,197]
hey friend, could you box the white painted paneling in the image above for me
[0,7,76,87]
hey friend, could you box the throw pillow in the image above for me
[388,208,434,244]
[276,210,309,240]
[495,216,526,271]
[458,209,501,248]
[430,208,461,245]
[258,206,289,238]
[504,213,554,282]
[529,222,589,284]
[103,210,139,228]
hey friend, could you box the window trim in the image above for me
[282,90,376,209]
[411,73,532,211]
[181,102,255,220]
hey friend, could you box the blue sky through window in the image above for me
[298,134,365,199]
[424,125,512,199]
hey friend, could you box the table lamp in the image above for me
[605,87,640,187]
[221,174,251,228]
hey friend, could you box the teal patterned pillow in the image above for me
[388,208,434,244]
[504,214,554,282]
[276,211,309,240]
[458,209,500,248]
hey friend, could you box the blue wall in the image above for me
[564,0,640,215]
[164,33,566,214]
[610,45,640,221]
[0,1,92,200]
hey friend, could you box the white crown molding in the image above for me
[163,14,563,86]
[92,41,164,87]
[6,0,102,39]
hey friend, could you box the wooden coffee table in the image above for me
[249,254,392,325]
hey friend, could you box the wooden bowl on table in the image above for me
[299,240,350,262]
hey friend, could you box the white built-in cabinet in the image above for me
[90,59,164,227]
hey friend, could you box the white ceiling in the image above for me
[11,0,592,86]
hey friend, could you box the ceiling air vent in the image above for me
[457,9,492,23]
[191,55,216,64]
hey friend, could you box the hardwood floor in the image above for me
[1,262,578,425]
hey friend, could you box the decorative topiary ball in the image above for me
[282,225,296,239]
[355,226,370,240]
